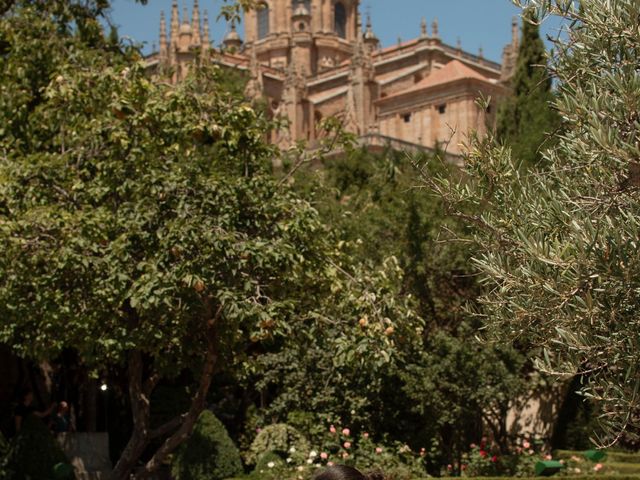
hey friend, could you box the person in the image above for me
[52,400,73,434]
[14,388,56,433]
[312,465,386,480]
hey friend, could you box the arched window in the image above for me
[292,0,311,12]
[257,3,270,40]
[334,2,346,38]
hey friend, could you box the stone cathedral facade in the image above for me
[146,0,520,156]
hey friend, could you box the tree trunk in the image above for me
[134,306,221,480]
[110,350,151,480]
[111,303,222,480]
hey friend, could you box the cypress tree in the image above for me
[496,10,560,168]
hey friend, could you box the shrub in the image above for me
[5,415,71,480]
[171,410,243,480]
[251,451,290,480]
[246,424,310,466]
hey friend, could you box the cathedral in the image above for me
[146,0,520,156]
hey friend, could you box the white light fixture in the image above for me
[100,383,108,392]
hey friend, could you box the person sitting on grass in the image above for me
[313,465,386,480]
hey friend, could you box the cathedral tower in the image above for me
[244,0,360,74]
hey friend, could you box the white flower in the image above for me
[309,450,318,458]
[289,446,297,453]
[267,462,275,468]
[286,458,293,463]
[297,466,305,471]
[306,459,313,464]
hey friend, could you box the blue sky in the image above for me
[107,0,564,63]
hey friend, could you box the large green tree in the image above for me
[246,148,528,470]
[0,2,415,479]
[496,9,560,168]
[427,0,640,444]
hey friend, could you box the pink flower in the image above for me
[327,462,334,467]
[342,428,350,436]
[342,452,349,459]
[491,455,498,463]
[447,464,453,471]
[363,432,369,439]
[545,454,553,461]
[479,450,488,458]
[320,452,328,460]
[420,448,426,457]
[523,440,531,449]
[344,442,352,449]
[375,447,383,454]
[470,443,477,449]
[329,425,336,434]
[594,463,603,472]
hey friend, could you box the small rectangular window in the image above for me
[437,104,446,114]
[403,113,412,123]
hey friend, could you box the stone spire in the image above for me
[202,10,210,57]
[169,0,179,48]
[456,37,462,52]
[159,10,168,61]
[431,18,439,38]
[223,21,243,51]
[179,6,193,52]
[420,17,428,38]
[192,0,202,46]
[363,13,379,51]
[501,16,520,82]
[478,45,484,59]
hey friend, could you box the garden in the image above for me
[1,0,639,479]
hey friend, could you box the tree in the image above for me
[496,8,560,168]
[0,2,412,479]
[426,0,640,445]
[243,148,528,472]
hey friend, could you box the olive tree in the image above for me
[424,0,640,444]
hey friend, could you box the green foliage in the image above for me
[251,451,288,480]
[402,327,527,468]
[246,427,426,480]
[496,9,560,168]
[0,431,11,479]
[0,1,426,476]
[171,410,243,480]
[426,0,640,445]
[247,424,310,466]
[5,416,71,480]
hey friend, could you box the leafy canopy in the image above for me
[427,0,640,444]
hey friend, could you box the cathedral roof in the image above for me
[379,59,496,102]
[411,60,491,89]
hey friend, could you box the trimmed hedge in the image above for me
[171,410,243,480]
[246,423,309,466]
[606,453,640,465]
